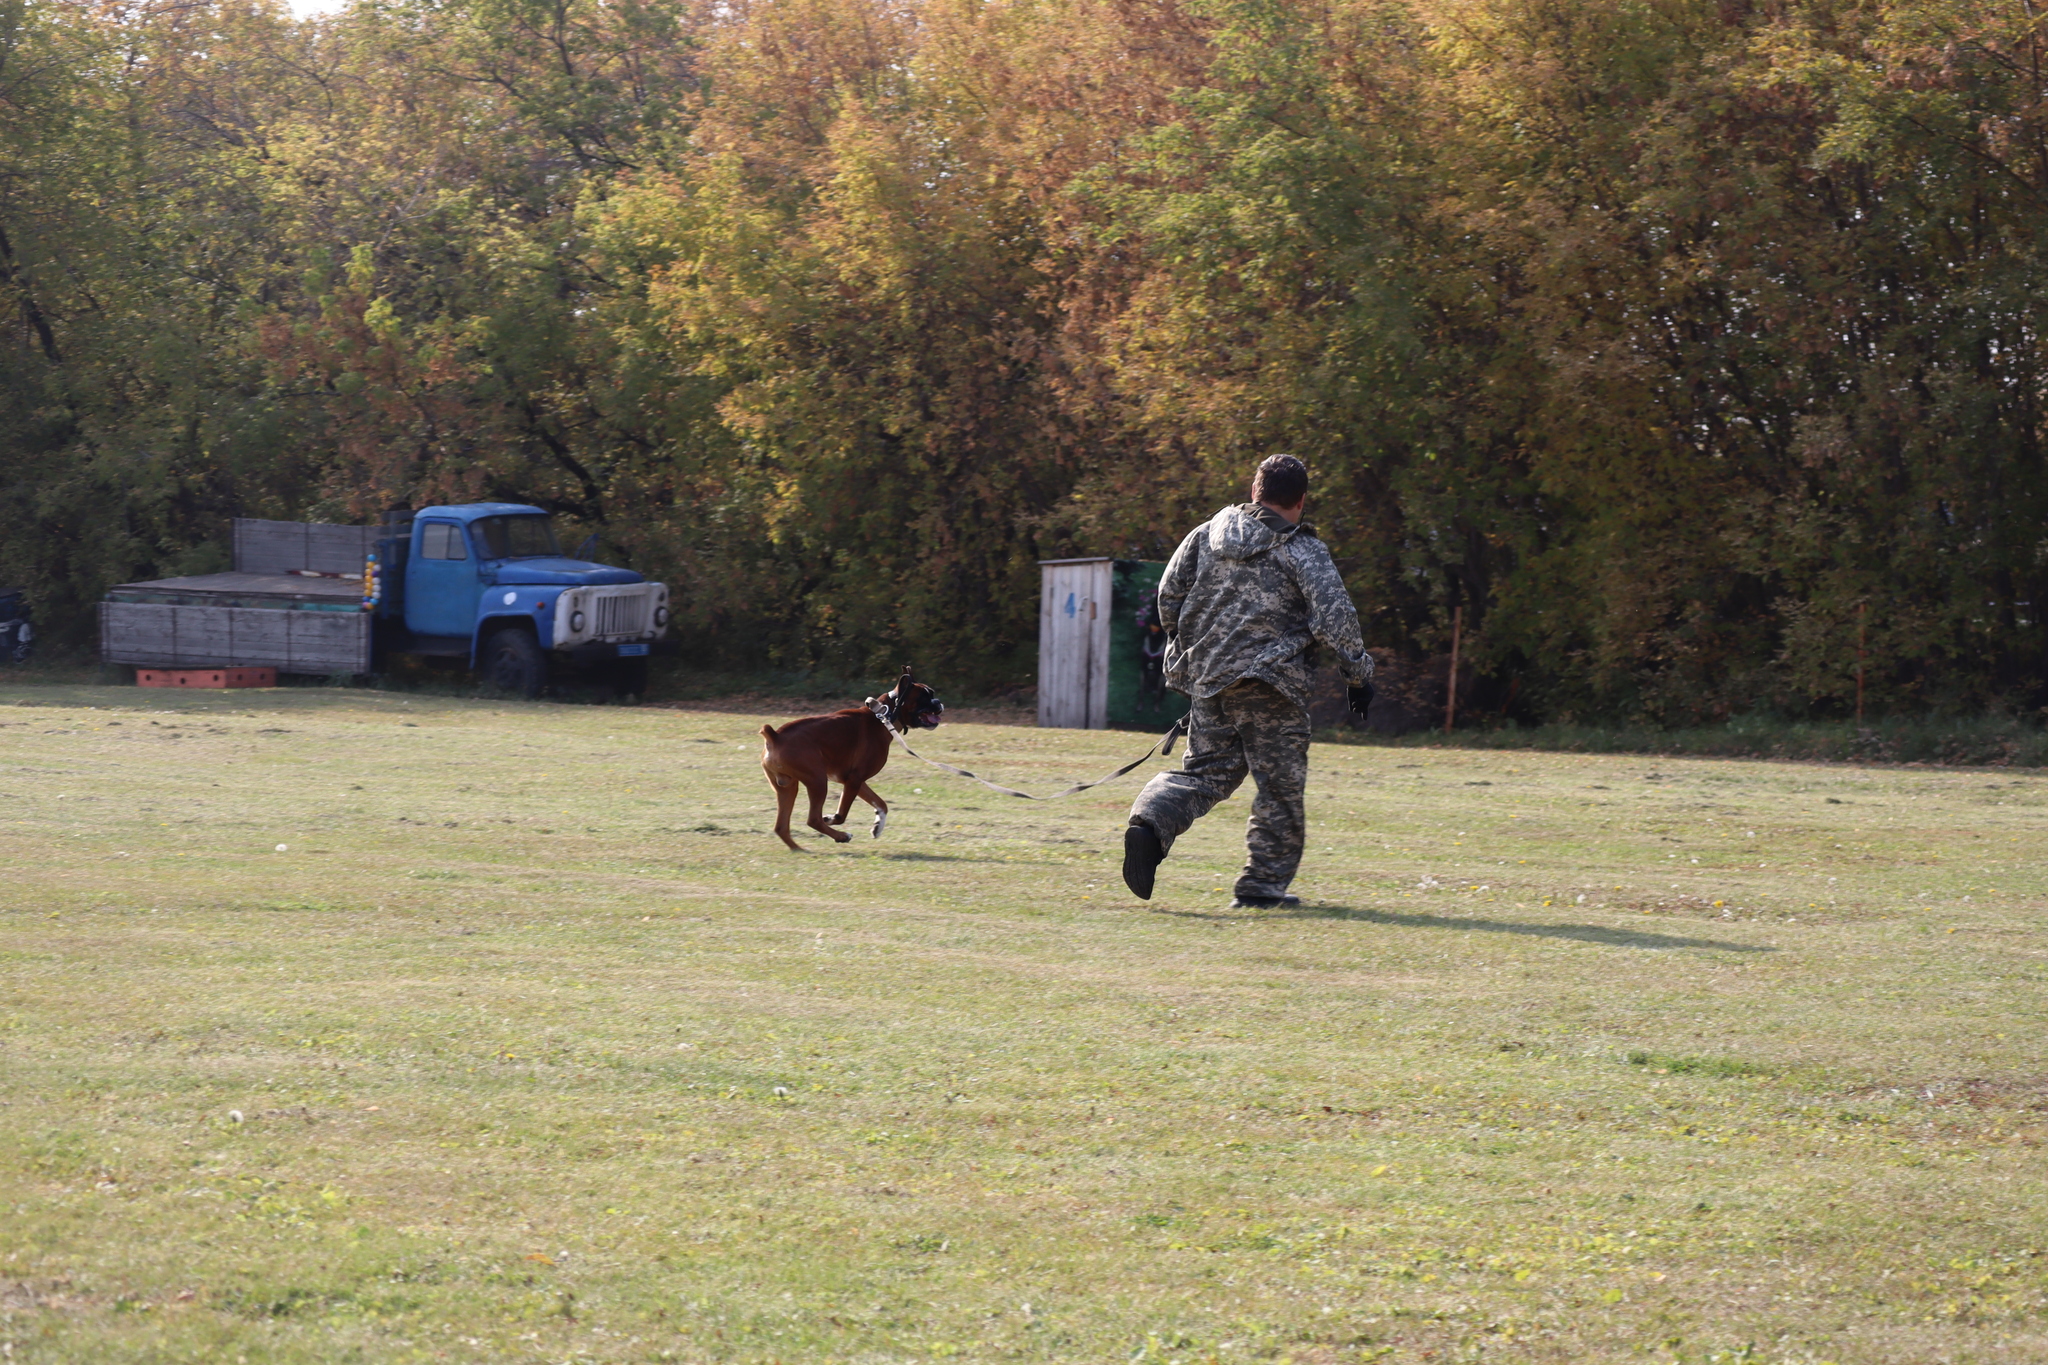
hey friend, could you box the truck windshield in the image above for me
[472,515,561,560]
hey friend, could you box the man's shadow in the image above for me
[1157,902,1774,953]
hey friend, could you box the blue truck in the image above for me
[100,505,669,696]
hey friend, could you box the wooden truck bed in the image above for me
[99,519,378,674]
[105,570,364,609]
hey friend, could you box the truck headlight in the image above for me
[570,610,585,633]
[653,606,668,628]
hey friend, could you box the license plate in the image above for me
[618,643,650,657]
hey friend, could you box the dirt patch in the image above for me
[1856,1076,2048,1110]
[1613,890,1772,922]
[0,1279,92,1312]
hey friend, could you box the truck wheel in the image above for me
[481,627,546,699]
[608,658,649,699]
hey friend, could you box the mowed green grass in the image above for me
[3,685,2047,1365]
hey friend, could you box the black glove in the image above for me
[1347,683,1375,719]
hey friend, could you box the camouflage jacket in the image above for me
[1158,504,1373,711]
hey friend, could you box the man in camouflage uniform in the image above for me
[1123,455,1374,908]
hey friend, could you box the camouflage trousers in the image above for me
[1129,678,1311,900]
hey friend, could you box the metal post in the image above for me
[1856,600,1867,725]
[1445,605,1462,735]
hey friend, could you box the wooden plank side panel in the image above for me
[173,605,234,665]
[234,519,372,575]
[1086,560,1112,730]
[287,611,371,673]
[102,599,366,671]
[1038,570,1059,727]
[1062,564,1087,729]
[1040,566,1074,727]
[228,610,291,669]
[235,519,309,575]
[101,602,183,666]
[305,524,375,576]
[1057,566,1080,727]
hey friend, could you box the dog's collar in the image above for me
[865,694,900,733]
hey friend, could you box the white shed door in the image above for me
[1038,561,1111,729]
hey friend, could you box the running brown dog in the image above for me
[758,667,945,851]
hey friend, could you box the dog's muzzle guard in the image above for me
[869,693,943,733]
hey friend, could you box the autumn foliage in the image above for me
[4,0,2047,719]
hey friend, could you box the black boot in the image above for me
[1122,822,1165,900]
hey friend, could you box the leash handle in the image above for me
[883,714,1188,801]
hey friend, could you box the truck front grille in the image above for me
[594,590,650,638]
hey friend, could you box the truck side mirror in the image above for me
[575,533,598,560]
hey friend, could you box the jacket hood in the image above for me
[1206,504,1296,561]
[490,559,644,586]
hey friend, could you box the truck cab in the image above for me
[375,504,669,696]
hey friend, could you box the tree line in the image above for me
[4,0,2045,721]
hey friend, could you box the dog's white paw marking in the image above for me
[872,809,888,839]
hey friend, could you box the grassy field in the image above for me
[2,682,2046,1364]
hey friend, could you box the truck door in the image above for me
[406,519,481,639]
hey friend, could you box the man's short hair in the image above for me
[1252,454,1308,508]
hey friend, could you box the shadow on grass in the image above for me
[1159,902,1774,952]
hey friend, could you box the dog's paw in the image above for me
[872,809,889,839]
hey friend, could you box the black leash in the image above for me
[870,700,1189,800]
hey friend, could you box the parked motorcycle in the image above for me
[0,588,33,663]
